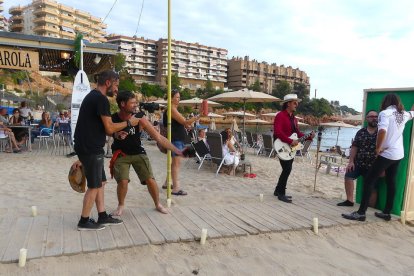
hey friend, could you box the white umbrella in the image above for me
[179,97,221,110]
[209,89,280,147]
[223,111,256,117]
[246,118,269,132]
[320,121,357,145]
[231,118,240,132]
[210,119,216,131]
[262,112,303,120]
[207,112,224,118]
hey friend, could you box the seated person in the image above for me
[31,111,53,143]
[225,128,242,153]
[9,108,28,146]
[0,122,21,153]
[55,112,70,126]
[220,130,240,175]
[197,128,209,148]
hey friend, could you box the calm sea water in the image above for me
[213,123,360,151]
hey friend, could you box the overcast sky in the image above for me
[5,0,414,111]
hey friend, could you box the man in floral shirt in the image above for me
[337,110,379,207]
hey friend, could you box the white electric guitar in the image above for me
[273,132,313,160]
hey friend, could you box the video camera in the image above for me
[139,102,160,113]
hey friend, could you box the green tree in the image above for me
[114,53,126,72]
[119,71,137,92]
[249,79,261,92]
[292,83,310,99]
[180,88,192,100]
[139,83,165,99]
[272,80,292,99]
[166,72,181,91]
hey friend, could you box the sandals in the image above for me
[171,190,188,196]
[162,184,175,189]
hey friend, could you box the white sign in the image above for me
[71,70,90,142]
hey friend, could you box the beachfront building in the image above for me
[106,35,158,84]
[106,35,228,90]
[0,0,6,31]
[8,0,107,43]
[227,56,310,94]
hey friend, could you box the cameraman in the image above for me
[110,91,183,215]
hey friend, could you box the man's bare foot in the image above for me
[111,205,124,216]
[156,203,168,214]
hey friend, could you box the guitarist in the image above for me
[273,94,315,203]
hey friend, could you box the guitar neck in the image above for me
[299,132,313,143]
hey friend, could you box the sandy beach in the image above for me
[1,142,413,275]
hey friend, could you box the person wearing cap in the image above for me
[71,70,141,231]
[273,94,314,203]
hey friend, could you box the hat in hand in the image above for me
[68,162,86,193]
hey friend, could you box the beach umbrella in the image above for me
[207,112,224,118]
[209,89,280,147]
[231,118,240,132]
[320,121,357,146]
[245,118,269,132]
[262,112,303,120]
[179,97,221,111]
[223,111,256,117]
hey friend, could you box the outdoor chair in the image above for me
[55,122,73,154]
[191,140,211,170]
[317,155,345,176]
[252,133,262,154]
[0,129,11,152]
[260,134,275,158]
[245,131,255,149]
[206,132,235,176]
[295,139,313,164]
[36,127,55,150]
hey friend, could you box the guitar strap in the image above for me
[289,115,297,134]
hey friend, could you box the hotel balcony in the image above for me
[59,13,74,21]
[60,31,76,39]
[9,6,23,15]
[33,8,58,16]
[75,17,90,26]
[33,16,58,24]
[58,4,74,13]
[34,25,59,33]
[10,15,23,23]
[33,0,59,8]
[10,23,24,32]
[75,9,90,18]
[75,25,89,33]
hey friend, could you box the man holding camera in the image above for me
[110,91,183,216]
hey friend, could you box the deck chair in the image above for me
[245,131,255,149]
[295,139,313,163]
[260,134,275,158]
[317,155,345,176]
[252,133,262,154]
[206,132,235,176]
[192,140,211,170]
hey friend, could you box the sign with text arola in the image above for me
[0,47,39,71]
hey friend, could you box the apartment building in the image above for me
[227,56,310,94]
[0,0,6,31]
[9,0,107,43]
[106,35,158,84]
[107,35,228,90]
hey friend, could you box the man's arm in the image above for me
[101,115,140,135]
[140,118,183,156]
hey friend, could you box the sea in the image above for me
[212,123,360,152]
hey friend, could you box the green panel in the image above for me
[356,89,414,215]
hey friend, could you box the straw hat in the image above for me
[68,162,86,193]
[281,94,302,103]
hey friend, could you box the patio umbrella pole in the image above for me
[335,126,341,146]
[313,128,323,191]
[243,99,246,150]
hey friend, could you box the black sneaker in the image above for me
[342,211,366,221]
[97,214,123,226]
[337,200,354,207]
[375,212,391,221]
[77,218,105,231]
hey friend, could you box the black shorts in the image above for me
[78,154,107,189]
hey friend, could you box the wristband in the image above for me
[127,120,132,128]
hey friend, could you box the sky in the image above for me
[4,0,414,111]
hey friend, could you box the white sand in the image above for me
[1,143,413,275]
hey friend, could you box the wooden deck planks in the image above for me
[80,231,99,253]
[178,207,222,239]
[44,213,63,257]
[169,207,210,239]
[0,214,16,261]
[2,217,32,262]
[200,207,248,236]
[225,206,271,233]
[26,216,48,259]
[154,210,194,242]
[130,208,165,245]
[145,209,180,243]
[122,209,149,246]
[62,213,82,255]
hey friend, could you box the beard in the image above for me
[107,88,114,97]
[368,121,377,127]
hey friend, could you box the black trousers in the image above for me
[357,156,401,215]
[275,159,294,195]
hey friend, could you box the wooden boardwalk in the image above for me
[0,197,398,263]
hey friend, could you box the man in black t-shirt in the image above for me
[72,71,140,231]
[110,91,183,216]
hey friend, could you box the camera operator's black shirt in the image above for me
[111,113,146,155]
[163,110,186,142]
[74,89,110,155]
